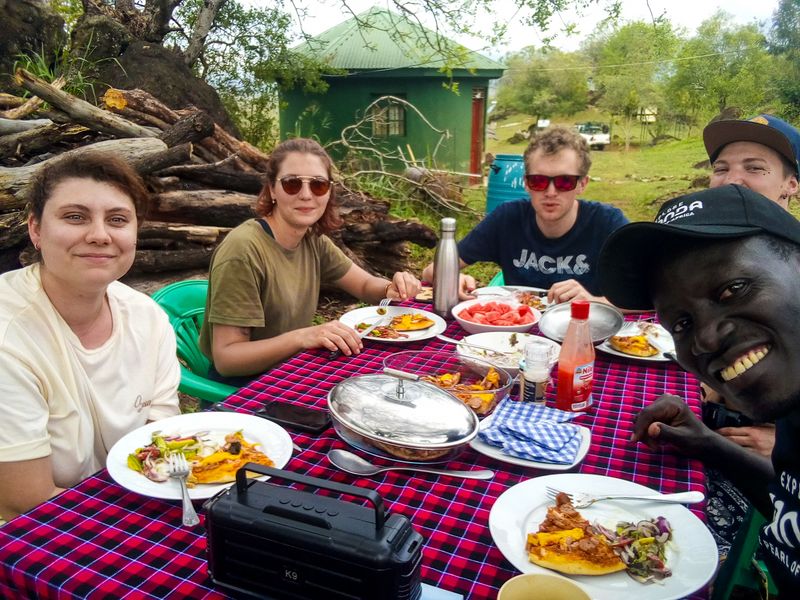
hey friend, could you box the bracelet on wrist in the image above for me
[383,281,393,298]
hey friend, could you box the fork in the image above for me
[545,486,704,509]
[167,453,200,526]
[376,297,392,315]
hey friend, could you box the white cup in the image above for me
[497,573,591,600]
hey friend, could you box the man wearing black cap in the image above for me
[598,184,800,596]
[704,114,800,209]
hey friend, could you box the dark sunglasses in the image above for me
[279,176,332,196]
[524,174,582,192]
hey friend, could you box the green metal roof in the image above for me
[294,7,505,76]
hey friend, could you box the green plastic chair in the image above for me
[152,280,236,406]
[711,507,777,599]
[488,271,505,286]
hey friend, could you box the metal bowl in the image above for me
[537,301,624,343]
[327,369,480,463]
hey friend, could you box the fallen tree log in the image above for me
[0,118,53,135]
[0,137,168,214]
[129,143,193,175]
[15,69,158,139]
[0,94,26,110]
[149,189,257,226]
[157,162,264,193]
[159,111,215,148]
[0,123,89,160]
[130,246,216,273]
[138,221,231,244]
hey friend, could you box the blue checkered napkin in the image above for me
[480,400,584,464]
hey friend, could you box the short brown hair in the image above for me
[27,152,150,224]
[255,138,342,235]
[523,126,592,177]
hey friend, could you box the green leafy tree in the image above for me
[769,0,800,120]
[666,12,778,125]
[495,47,589,124]
[590,19,680,150]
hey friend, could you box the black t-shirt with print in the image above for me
[760,411,800,596]
[457,199,628,296]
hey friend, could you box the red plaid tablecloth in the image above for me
[0,311,707,600]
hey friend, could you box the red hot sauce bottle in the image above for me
[555,300,594,412]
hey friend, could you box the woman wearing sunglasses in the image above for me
[423,126,628,305]
[199,138,420,380]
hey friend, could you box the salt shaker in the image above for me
[432,217,460,318]
[520,340,552,404]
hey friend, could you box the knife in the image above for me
[357,315,391,338]
[329,315,391,359]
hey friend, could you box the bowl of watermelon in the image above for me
[452,298,540,334]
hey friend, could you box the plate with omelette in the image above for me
[107,412,293,500]
[489,474,718,600]
[597,321,675,362]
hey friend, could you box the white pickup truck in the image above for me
[576,122,610,150]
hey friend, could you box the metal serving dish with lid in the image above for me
[327,363,480,463]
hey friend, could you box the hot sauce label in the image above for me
[569,362,594,410]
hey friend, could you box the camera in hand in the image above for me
[702,402,754,429]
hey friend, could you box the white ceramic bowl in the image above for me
[455,332,560,378]
[452,298,540,335]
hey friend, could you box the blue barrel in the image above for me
[486,154,526,213]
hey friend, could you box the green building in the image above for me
[279,7,505,176]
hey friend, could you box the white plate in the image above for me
[473,285,552,310]
[339,306,447,343]
[106,412,293,500]
[489,474,718,600]
[458,332,560,378]
[470,412,590,470]
[597,322,675,363]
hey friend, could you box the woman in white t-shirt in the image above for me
[0,153,180,521]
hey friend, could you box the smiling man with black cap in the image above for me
[704,114,800,209]
[598,184,800,596]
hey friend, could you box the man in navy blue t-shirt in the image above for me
[423,126,627,305]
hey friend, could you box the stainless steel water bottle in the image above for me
[432,217,460,318]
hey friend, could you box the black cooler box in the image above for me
[205,463,424,600]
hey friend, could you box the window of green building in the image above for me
[371,96,406,137]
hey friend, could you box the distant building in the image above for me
[279,7,505,175]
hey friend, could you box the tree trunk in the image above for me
[159,111,215,147]
[0,138,168,213]
[157,163,264,193]
[0,123,89,159]
[15,69,158,139]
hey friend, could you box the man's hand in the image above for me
[717,424,776,458]
[547,279,596,304]
[458,273,477,300]
[632,394,715,456]
[387,271,421,302]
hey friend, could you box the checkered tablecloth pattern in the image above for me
[0,307,708,600]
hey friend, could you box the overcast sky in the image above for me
[261,0,779,57]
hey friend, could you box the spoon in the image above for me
[327,449,494,480]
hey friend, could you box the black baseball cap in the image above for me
[704,114,800,175]
[598,184,800,310]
